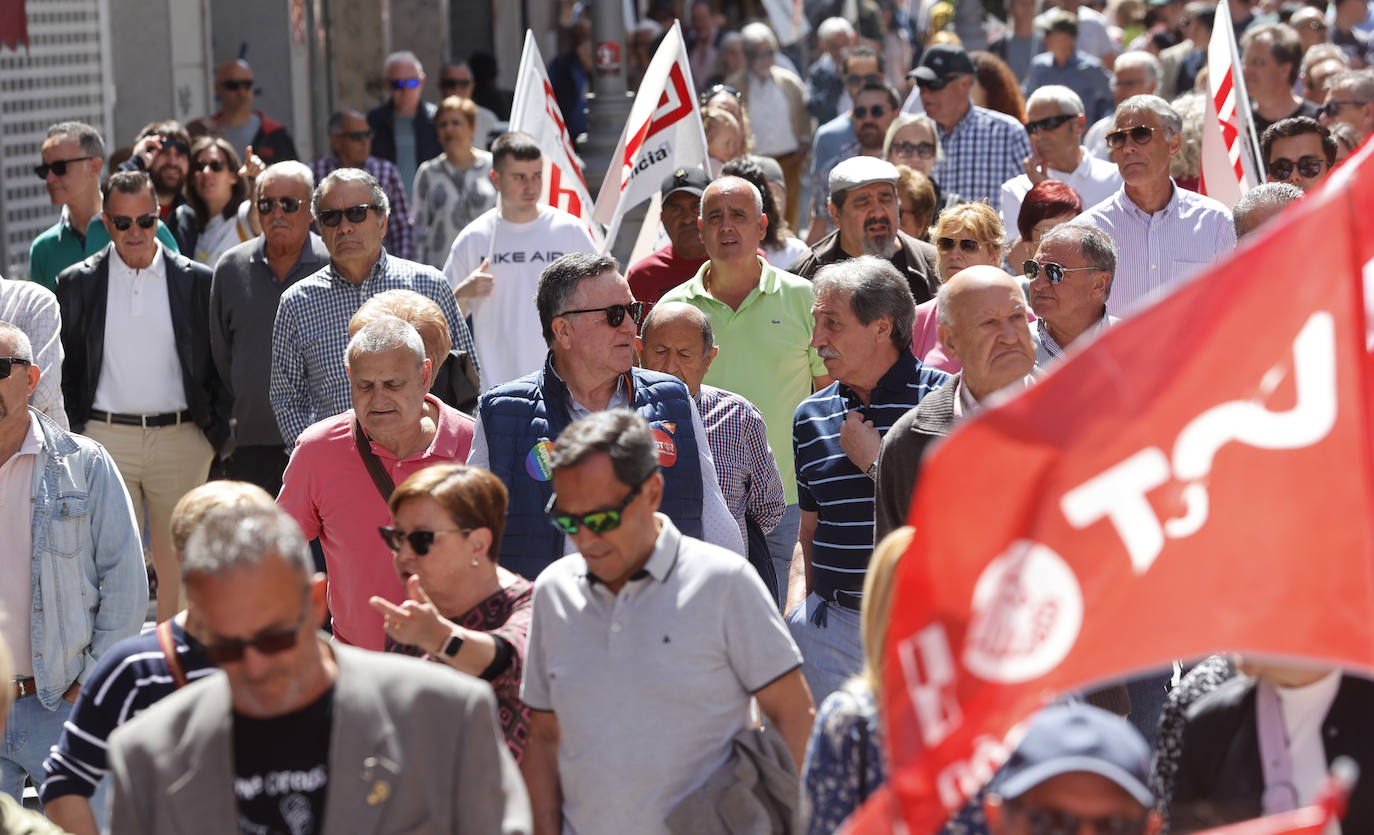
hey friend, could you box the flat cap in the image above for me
[828,155,900,197]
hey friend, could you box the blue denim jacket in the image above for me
[27,408,146,709]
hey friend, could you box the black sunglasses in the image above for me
[1023,259,1101,284]
[555,301,646,328]
[1269,155,1325,180]
[1026,113,1076,135]
[937,236,983,253]
[317,204,382,226]
[0,357,31,380]
[378,526,468,556]
[157,136,190,156]
[1105,125,1157,149]
[388,77,422,90]
[1320,99,1363,119]
[201,608,310,665]
[1007,803,1149,835]
[892,140,937,159]
[853,104,889,119]
[220,79,254,91]
[257,196,303,215]
[916,74,961,91]
[108,212,158,232]
[700,84,741,105]
[195,160,226,173]
[336,129,373,142]
[440,77,474,90]
[34,156,96,179]
[546,479,647,535]
[844,72,884,88]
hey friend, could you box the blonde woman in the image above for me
[910,202,1007,373]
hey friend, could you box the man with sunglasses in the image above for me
[208,59,298,166]
[56,170,230,624]
[1085,51,1162,160]
[366,50,441,195]
[1319,69,1374,143]
[1078,95,1234,316]
[439,61,497,149]
[1260,116,1336,191]
[807,82,902,239]
[119,121,193,240]
[807,45,886,244]
[521,410,813,835]
[469,252,743,579]
[108,502,530,835]
[999,86,1121,245]
[0,320,146,807]
[1027,224,1119,366]
[310,110,415,261]
[1025,12,1115,125]
[209,161,328,495]
[983,704,1161,835]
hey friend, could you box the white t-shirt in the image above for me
[441,206,596,390]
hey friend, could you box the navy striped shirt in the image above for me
[793,353,950,604]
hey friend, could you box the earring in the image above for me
[471,557,479,567]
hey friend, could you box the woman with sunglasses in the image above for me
[884,113,963,217]
[909,202,1007,372]
[369,464,532,761]
[410,95,496,269]
[176,137,261,267]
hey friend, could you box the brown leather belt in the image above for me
[11,677,36,699]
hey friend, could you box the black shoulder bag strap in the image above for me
[353,419,395,502]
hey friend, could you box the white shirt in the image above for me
[441,206,596,390]
[999,152,1122,245]
[0,415,41,675]
[1275,671,1343,807]
[92,244,188,414]
[747,73,799,156]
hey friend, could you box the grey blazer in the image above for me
[107,642,531,835]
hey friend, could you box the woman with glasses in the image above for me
[410,96,497,269]
[884,113,962,216]
[370,464,532,761]
[910,202,1008,372]
[177,136,261,267]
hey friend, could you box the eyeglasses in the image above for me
[34,156,97,179]
[440,77,474,91]
[256,195,303,215]
[220,78,254,91]
[937,236,983,253]
[1006,803,1149,835]
[853,104,889,120]
[157,137,190,156]
[1105,125,1157,149]
[377,526,469,556]
[0,357,31,380]
[1320,100,1365,119]
[916,74,962,92]
[1268,154,1325,180]
[335,129,373,142]
[700,83,741,105]
[555,301,646,328]
[201,607,311,665]
[892,140,937,159]
[317,204,382,226]
[844,72,884,88]
[545,479,648,535]
[195,160,226,173]
[107,212,158,232]
[1026,113,1076,135]
[388,77,422,90]
[1023,259,1101,284]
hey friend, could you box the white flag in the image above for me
[1200,0,1263,208]
[591,20,709,254]
[509,30,605,249]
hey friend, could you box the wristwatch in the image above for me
[866,460,878,481]
[440,630,465,658]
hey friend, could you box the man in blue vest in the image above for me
[468,252,743,579]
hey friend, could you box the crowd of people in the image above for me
[0,0,1370,831]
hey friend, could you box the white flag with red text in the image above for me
[591,20,709,254]
[509,30,605,250]
[1200,0,1263,207]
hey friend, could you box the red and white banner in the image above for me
[858,132,1374,832]
[509,30,605,250]
[591,20,709,254]
[1200,0,1264,207]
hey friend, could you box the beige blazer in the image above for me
[727,66,813,147]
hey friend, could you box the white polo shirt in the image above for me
[92,244,187,415]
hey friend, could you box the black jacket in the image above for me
[791,229,941,304]
[55,245,232,455]
[366,100,442,168]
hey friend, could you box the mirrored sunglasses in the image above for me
[1026,113,1076,135]
[377,526,468,556]
[0,357,31,380]
[1105,125,1157,149]
[34,156,96,179]
[108,212,158,232]
[1269,155,1325,180]
[257,196,303,215]
[1023,259,1101,284]
[555,301,646,328]
[388,77,422,90]
[317,204,382,227]
[545,482,645,535]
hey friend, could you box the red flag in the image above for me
[867,127,1374,831]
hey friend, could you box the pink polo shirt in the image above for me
[278,395,475,649]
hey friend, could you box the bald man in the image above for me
[209,59,297,164]
[873,266,1036,540]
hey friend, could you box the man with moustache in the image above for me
[626,169,712,307]
[806,82,901,239]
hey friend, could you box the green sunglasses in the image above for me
[545,478,649,535]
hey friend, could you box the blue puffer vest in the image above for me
[479,356,704,579]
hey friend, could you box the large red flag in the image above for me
[868,132,1374,831]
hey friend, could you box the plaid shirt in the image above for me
[694,385,786,545]
[930,105,1033,207]
[269,251,476,445]
[310,155,415,261]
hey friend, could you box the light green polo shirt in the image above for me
[658,257,826,504]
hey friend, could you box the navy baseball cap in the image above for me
[661,167,710,201]
[910,44,975,85]
[990,704,1155,805]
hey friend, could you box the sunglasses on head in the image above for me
[388,77,422,90]
[937,236,983,253]
[1269,154,1325,180]
[220,78,254,91]
[201,614,309,665]
[378,526,468,556]
[1026,113,1076,135]
[317,204,382,226]
[1023,259,1100,284]
[555,301,646,328]
[844,72,883,88]
[700,83,741,105]
[0,357,31,380]
[1319,99,1363,119]
[893,140,937,159]
[108,212,158,232]
[545,479,648,535]
[440,76,474,91]
[34,155,96,179]
[1105,125,1157,149]
[195,160,226,173]
[257,195,303,215]
[157,136,190,156]
[853,104,889,120]
[1006,803,1149,835]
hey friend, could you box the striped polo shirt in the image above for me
[793,353,950,606]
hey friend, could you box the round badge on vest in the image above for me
[651,423,678,467]
[525,439,556,481]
